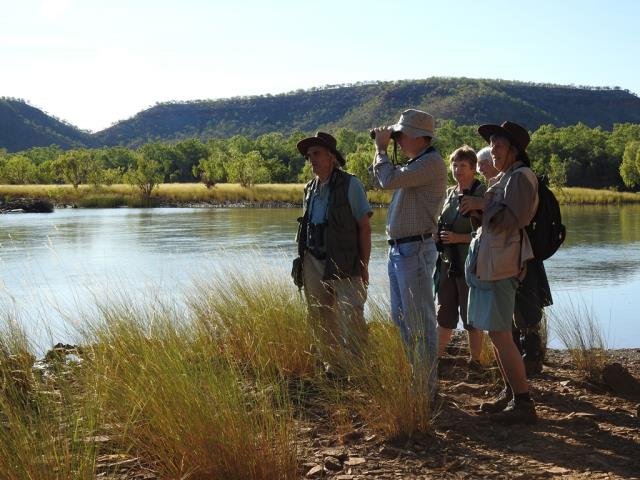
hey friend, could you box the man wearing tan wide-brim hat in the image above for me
[371,109,447,394]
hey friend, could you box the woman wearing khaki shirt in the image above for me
[460,121,538,425]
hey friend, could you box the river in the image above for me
[1,205,639,349]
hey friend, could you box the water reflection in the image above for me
[1,205,639,348]
[560,204,640,246]
[545,205,640,288]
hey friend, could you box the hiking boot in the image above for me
[479,387,513,414]
[490,399,537,425]
[437,357,455,378]
[524,355,543,376]
[522,332,544,376]
[466,359,484,381]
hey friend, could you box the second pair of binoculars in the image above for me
[369,127,401,140]
[457,189,473,218]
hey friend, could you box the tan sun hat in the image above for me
[390,109,436,139]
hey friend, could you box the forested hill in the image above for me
[92,79,640,147]
[0,98,96,152]
[3,78,640,151]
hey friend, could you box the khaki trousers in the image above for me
[303,253,368,358]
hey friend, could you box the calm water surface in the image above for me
[1,205,639,349]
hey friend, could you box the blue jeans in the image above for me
[388,238,438,389]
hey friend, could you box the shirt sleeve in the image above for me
[347,176,373,221]
[503,171,537,227]
[373,151,443,189]
[488,171,537,232]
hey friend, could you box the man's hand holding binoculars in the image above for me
[371,127,393,153]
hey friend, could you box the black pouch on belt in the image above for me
[291,256,304,290]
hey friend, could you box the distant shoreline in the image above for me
[1,183,640,212]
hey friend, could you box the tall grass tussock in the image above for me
[0,268,438,478]
[0,313,100,480]
[552,301,609,381]
[345,302,434,438]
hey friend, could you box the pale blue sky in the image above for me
[2,0,638,132]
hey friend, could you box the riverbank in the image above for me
[1,265,639,479]
[1,183,640,209]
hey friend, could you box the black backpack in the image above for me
[524,172,566,260]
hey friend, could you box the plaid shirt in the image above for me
[373,148,447,240]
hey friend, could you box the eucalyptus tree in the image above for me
[53,149,94,188]
[620,141,640,189]
[1,155,38,184]
[193,147,227,188]
[226,150,270,187]
[126,151,163,203]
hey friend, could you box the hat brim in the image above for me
[478,124,507,144]
[391,123,436,140]
[478,124,527,153]
[296,137,345,166]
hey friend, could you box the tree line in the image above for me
[2,122,640,196]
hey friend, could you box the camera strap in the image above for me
[449,192,461,226]
[468,178,482,196]
[305,169,338,254]
[405,146,436,167]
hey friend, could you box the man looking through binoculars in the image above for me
[371,109,447,393]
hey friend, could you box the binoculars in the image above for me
[369,128,401,140]
[458,189,472,218]
[435,222,454,253]
[436,222,461,277]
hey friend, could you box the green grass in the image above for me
[0,268,437,478]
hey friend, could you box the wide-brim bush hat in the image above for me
[390,109,436,139]
[478,121,530,153]
[297,131,345,166]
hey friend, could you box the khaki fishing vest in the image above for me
[298,169,361,281]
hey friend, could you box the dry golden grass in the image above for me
[349,316,435,439]
[0,268,439,477]
[154,183,304,203]
[0,315,100,480]
[554,187,640,204]
[85,304,297,480]
[552,301,608,382]
[2,182,639,206]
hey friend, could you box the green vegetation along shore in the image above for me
[2,183,640,210]
[2,122,640,195]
